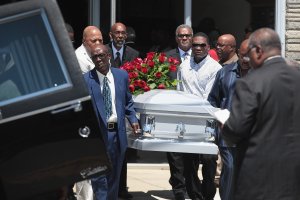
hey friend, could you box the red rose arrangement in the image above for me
[120,52,180,95]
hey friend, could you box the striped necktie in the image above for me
[102,76,112,121]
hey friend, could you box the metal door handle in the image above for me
[51,101,82,114]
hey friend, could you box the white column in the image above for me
[89,0,100,27]
[184,0,192,26]
[111,0,116,27]
[275,0,286,56]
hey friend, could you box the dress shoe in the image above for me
[118,190,133,199]
[174,193,185,200]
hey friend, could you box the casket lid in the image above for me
[134,89,216,114]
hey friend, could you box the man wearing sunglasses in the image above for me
[165,24,193,200]
[207,39,251,200]
[177,32,222,200]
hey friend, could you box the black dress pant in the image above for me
[166,152,186,197]
[183,153,217,200]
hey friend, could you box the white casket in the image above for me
[127,89,219,155]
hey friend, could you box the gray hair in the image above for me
[175,24,193,36]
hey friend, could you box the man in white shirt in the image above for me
[75,26,103,73]
[177,32,222,200]
[74,25,103,200]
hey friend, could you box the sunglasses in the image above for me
[192,43,207,48]
[177,34,192,38]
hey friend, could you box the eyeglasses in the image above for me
[91,53,107,60]
[192,43,207,48]
[177,34,192,38]
[241,56,250,62]
[216,43,231,48]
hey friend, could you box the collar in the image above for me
[264,55,282,63]
[178,48,192,57]
[112,43,124,58]
[222,53,238,65]
[96,68,113,83]
[82,44,91,58]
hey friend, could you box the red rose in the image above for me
[158,84,166,89]
[155,72,162,78]
[168,57,180,65]
[136,64,142,71]
[133,57,143,64]
[146,52,155,60]
[129,84,135,93]
[132,71,138,78]
[143,85,150,92]
[141,67,148,74]
[159,54,165,63]
[134,80,141,86]
[169,65,177,72]
[148,60,155,68]
[139,80,147,88]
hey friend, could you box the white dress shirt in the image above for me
[178,48,192,62]
[177,55,222,99]
[75,44,94,74]
[96,69,118,122]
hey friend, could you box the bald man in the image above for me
[216,34,238,66]
[208,39,251,200]
[222,28,300,199]
[75,26,103,73]
[106,22,140,199]
[106,22,139,68]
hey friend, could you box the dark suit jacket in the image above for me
[223,57,300,199]
[165,48,181,80]
[106,43,139,68]
[84,67,138,155]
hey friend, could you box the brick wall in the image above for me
[286,0,300,61]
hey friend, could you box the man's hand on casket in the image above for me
[131,122,141,136]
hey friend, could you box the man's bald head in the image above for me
[247,28,282,69]
[216,34,237,64]
[219,34,236,47]
[110,22,127,32]
[249,28,281,52]
[82,26,103,52]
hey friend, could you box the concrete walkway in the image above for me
[125,150,221,200]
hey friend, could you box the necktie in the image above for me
[102,76,112,121]
[115,52,121,67]
[183,52,189,60]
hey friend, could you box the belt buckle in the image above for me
[108,122,114,130]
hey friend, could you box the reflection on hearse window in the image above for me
[0,51,21,101]
[0,10,69,103]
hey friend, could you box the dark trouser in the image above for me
[166,152,186,197]
[219,147,236,200]
[183,153,217,200]
[119,151,128,193]
[91,131,124,200]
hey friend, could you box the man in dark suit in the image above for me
[84,44,140,200]
[106,22,139,68]
[222,27,300,199]
[164,24,193,200]
[106,22,140,199]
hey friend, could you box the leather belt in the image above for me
[107,122,118,131]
